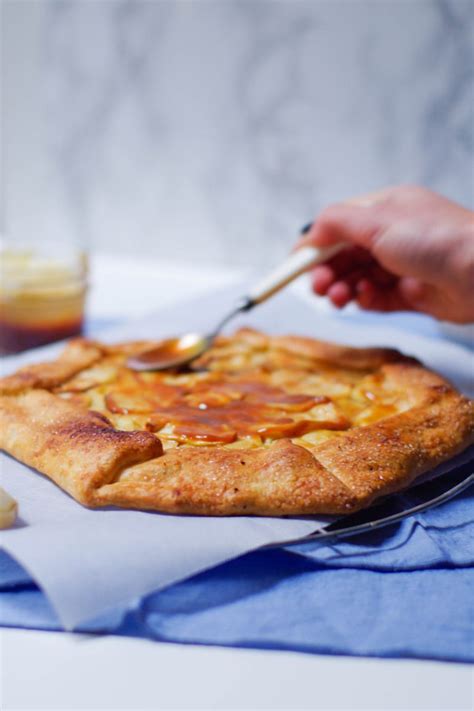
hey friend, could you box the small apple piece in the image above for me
[0,486,17,529]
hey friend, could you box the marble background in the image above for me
[3,0,474,267]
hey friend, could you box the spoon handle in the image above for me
[245,242,346,306]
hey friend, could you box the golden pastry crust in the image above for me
[0,330,473,516]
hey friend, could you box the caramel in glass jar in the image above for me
[0,247,88,354]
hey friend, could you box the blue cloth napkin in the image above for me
[1,484,473,662]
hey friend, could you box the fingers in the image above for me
[319,273,459,319]
[327,281,353,308]
[311,264,334,295]
[311,247,372,294]
[310,250,397,310]
[397,277,442,314]
[354,280,410,313]
[353,278,433,314]
[397,277,474,323]
[354,279,376,309]
[312,266,369,307]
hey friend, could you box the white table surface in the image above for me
[1,254,473,711]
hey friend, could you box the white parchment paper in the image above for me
[1,287,473,629]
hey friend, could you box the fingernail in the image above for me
[345,189,391,208]
[345,197,380,208]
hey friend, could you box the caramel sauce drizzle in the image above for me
[104,374,337,444]
[147,400,335,443]
[59,346,400,446]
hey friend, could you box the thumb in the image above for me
[299,204,382,250]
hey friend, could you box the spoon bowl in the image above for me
[126,333,210,371]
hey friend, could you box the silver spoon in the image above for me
[127,230,346,372]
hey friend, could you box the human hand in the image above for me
[301,186,474,323]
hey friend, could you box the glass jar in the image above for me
[0,242,88,354]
